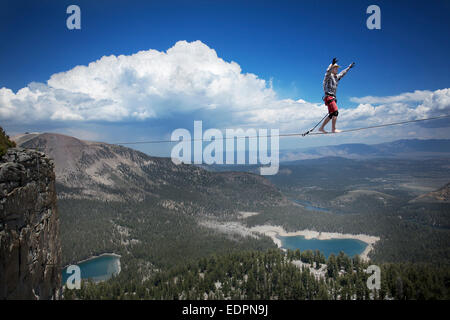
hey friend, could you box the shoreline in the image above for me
[249,225,380,261]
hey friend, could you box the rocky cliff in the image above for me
[0,148,61,299]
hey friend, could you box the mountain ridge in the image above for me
[13,132,286,210]
[280,139,450,162]
[410,182,450,203]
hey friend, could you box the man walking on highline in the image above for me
[319,57,355,133]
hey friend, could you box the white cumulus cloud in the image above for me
[1,40,279,123]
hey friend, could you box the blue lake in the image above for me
[279,236,367,258]
[291,199,330,213]
[62,254,121,284]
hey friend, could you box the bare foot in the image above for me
[319,128,327,134]
[332,129,341,133]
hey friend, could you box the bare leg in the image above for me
[319,117,331,133]
[332,116,341,133]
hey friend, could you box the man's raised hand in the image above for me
[350,62,355,68]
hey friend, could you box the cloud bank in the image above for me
[1,40,449,138]
[1,41,280,123]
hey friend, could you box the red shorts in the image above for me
[324,96,338,114]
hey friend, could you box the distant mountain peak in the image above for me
[280,139,450,162]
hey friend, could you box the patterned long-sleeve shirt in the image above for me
[323,64,351,97]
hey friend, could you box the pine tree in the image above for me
[327,254,339,279]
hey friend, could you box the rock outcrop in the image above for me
[0,148,61,299]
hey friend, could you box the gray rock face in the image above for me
[0,148,61,299]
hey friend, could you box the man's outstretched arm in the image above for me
[337,62,355,81]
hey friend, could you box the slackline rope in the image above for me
[112,114,450,145]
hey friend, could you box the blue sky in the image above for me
[1,0,450,157]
